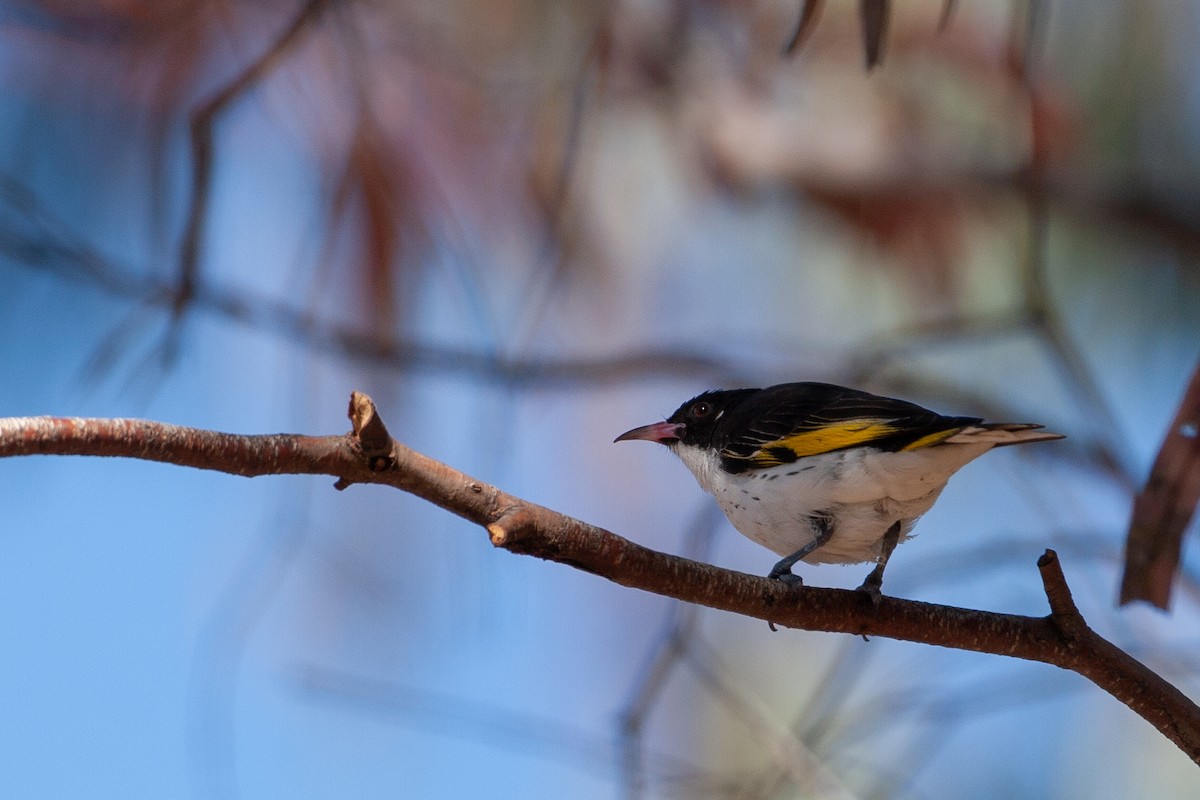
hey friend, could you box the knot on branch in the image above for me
[487,508,537,548]
[334,392,396,490]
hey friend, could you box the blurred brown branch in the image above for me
[173,0,331,360]
[1,392,1198,766]
[1121,360,1200,610]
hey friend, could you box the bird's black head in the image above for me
[614,388,758,448]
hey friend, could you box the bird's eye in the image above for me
[691,402,712,418]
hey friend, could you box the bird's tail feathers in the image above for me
[944,423,1065,447]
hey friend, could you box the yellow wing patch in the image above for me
[749,420,897,465]
[900,428,962,451]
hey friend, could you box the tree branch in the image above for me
[2,392,1198,765]
[1121,358,1200,609]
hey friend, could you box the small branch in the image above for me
[1038,548,1081,622]
[2,393,1199,765]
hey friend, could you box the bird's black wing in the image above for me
[714,383,981,473]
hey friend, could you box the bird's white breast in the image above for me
[670,441,993,564]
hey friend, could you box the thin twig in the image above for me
[174,0,331,360]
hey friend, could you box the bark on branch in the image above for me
[2,392,1198,765]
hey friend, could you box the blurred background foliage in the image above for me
[1,0,1198,798]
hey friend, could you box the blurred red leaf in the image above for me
[782,0,824,56]
[805,183,965,307]
[859,0,889,69]
[781,0,894,69]
[327,114,429,338]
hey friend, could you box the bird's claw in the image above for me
[766,572,803,632]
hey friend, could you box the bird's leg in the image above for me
[857,521,902,605]
[768,512,834,585]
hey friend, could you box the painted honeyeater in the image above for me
[615,382,1064,598]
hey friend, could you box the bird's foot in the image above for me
[856,570,885,607]
[768,568,804,587]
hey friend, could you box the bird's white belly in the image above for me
[713,480,939,564]
[674,444,989,565]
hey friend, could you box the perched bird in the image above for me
[615,382,1063,598]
